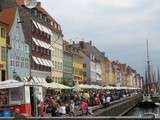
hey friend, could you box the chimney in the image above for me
[101,52,105,56]
[79,41,84,49]
[89,40,92,45]
[37,2,41,7]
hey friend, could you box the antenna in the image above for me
[146,40,152,94]
[24,0,37,9]
[146,40,150,63]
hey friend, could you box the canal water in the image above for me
[125,105,160,117]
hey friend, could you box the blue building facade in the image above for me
[8,9,30,80]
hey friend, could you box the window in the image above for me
[32,44,35,51]
[1,27,6,38]
[21,57,24,68]
[25,58,29,68]
[16,56,19,67]
[54,23,57,29]
[52,77,55,82]
[1,47,6,61]
[36,46,39,52]
[55,61,57,70]
[40,47,43,53]
[40,31,43,36]
[51,21,53,26]
[55,48,57,57]
[39,13,43,19]
[47,50,50,55]
[25,45,28,53]
[53,48,55,57]
[57,62,60,70]
[47,34,50,39]
[44,16,47,22]
[32,24,35,32]
[34,10,37,16]
[10,60,14,66]
[52,61,55,69]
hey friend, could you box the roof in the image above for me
[0,8,16,32]
[15,0,62,34]
[16,0,24,6]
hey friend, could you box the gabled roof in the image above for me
[0,8,16,32]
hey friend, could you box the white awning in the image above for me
[47,82,71,89]
[36,22,43,31]
[32,37,40,46]
[32,37,52,50]
[47,60,54,67]
[43,59,50,67]
[32,20,53,36]
[32,20,39,29]
[32,56,53,67]
[41,59,48,66]
[32,56,40,65]
[36,57,44,66]
[23,77,48,88]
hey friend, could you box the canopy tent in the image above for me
[0,79,26,89]
[24,77,72,89]
[73,81,81,91]
[104,86,117,90]
[79,84,92,89]
[113,86,140,90]
[90,85,104,89]
[47,82,72,90]
[73,84,104,90]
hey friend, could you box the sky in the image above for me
[39,0,160,75]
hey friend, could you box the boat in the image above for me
[139,40,156,108]
[143,112,157,118]
[139,95,155,107]
[155,102,160,106]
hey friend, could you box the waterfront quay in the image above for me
[0,0,144,118]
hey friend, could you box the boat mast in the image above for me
[157,67,160,93]
[146,40,151,95]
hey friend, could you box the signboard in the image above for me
[10,87,24,104]
[0,64,4,69]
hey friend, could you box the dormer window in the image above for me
[51,21,53,26]
[47,18,50,23]
[54,23,57,29]
[39,13,43,19]
[44,16,47,22]
[58,25,61,31]
[34,10,37,16]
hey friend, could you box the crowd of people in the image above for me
[37,89,139,117]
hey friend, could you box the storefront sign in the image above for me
[10,87,24,104]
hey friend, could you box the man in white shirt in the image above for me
[105,96,111,107]
[59,103,66,116]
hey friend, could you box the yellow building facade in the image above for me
[0,22,7,81]
[73,52,84,83]
[108,61,116,86]
[51,33,63,83]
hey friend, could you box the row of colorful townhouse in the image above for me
[0,0,144,89]
[63,41,144,88]
[0,1,63,84]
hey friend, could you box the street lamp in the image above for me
[24,0,38,117]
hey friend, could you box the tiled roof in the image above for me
[0,8,16,32]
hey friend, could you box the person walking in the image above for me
[80,99,88,116]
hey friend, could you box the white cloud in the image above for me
[39,0,160,73]
[93,0,136,8]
